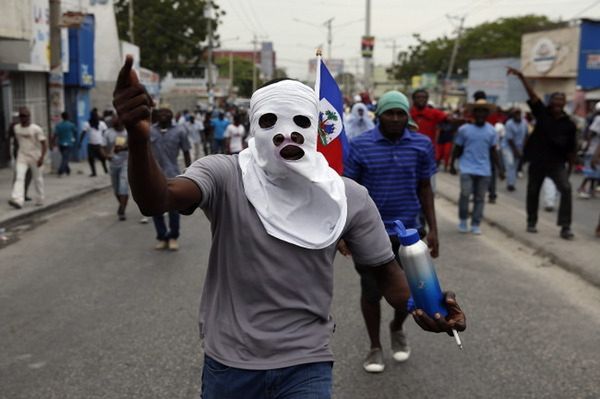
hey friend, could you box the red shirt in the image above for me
[410,106,447,143]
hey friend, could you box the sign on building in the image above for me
[521,26,579,78]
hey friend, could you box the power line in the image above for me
[223,0,256,35]
[572,0,600,17]
[236,0,269,37]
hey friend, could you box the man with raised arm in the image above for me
[113,56,466,399]
[507,67,576,240]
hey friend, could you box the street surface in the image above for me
[471,171,599,235]
[1,189,600,398]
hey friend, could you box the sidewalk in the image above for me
[0,161,111,228]
[436,172,600,288]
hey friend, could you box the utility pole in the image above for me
[229,51,234,98]
[48,0,64,135]
[324,18,334,60]
[252,34,258,93]
[363,0,372,92]
[205,3,214,107]
[384,39,397,66]
[128,0,134,43]
[442,14,466,106]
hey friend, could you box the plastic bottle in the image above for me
[394,220,447,318]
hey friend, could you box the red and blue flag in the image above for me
[315,57,349,175]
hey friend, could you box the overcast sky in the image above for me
[215,0,600,80]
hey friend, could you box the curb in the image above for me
[435,189,600,289]
[1,184,111,229]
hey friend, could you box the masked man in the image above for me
[113,56,466,399]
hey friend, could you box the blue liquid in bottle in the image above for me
[394,220,448,318]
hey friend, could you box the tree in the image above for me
[392,15,566,85]
[114,0,224,76]
[336,72,356,98]
[214,56,259,98]
[274,68,288,79]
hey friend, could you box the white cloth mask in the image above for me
[238,80,347,249]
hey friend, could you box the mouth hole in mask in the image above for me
[293,115,311,128]
[280,145,305,161]
[259,113,277,129]
[272,134,285,146]
[290,132,304,144]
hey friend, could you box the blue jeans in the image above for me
[459,174,491,226]
[212,139,226,154]
[200,356,333,399]
[152,211,180,241]
[502,148,520,187]
[58,145,71,175]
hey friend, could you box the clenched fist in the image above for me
[112,55,153,140]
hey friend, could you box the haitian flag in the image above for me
[315,57,349,175]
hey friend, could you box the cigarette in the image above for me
[452,329,463,350]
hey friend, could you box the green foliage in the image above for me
[214,56,260,98]
[325,110,338,121]
[114,0,224,76]
[391,15,566,84]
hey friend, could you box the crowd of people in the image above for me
[342,69,600,240]
[6,55,600,397]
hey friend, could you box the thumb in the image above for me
[115,55,139,90]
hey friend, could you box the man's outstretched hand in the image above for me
[412,291,466,336]
[113,55,153,140]
[506,66,524,79]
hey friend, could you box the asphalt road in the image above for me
[464,170,600,235]
[1,189,599,399]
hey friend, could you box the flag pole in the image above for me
[315,48,322,99]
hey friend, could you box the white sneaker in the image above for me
[140,217,149,224]
[577,191,591,199]
[155,240,168,250]
[363,348,385,373]
[168,239,179,251]
[390,327,411,362]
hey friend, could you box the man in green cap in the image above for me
[344,90,439,373]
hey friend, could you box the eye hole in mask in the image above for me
[293,115,311,129]
[259,113,277,129]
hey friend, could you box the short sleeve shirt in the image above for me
[525,99,577,165]
[14,123,46,163]
[149,124,191,177]
[224,124,245,153]
[410,106,447,143]
[83,121,108,145]
[344,127,436,231]
[211,118,230,140]
[180,155,393,370]
[454,123,497,176]
[54,120,77,147]
[104,128,128,168]
[502,119,528,151]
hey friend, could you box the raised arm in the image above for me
[113,56,201,216]
[507,67,539,103]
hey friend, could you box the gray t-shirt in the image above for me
[104,128,128,168]
[181,155,394,370]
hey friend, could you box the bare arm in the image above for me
[38,140,47,167]
[417,179,439,258]
[490,147,505,178]
[449,144,463,175]
[507,67,539,103]
[113,56,201,216]
[372,260,411,312]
